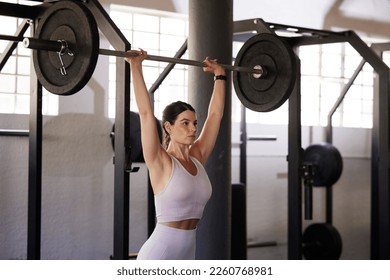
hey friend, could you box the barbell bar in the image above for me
[1,35,264,76]
[1,34,264,76]
[21,37,264,76]
[1,35,264,79]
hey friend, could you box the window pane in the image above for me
[0,74,16,93]
[1,56,16,74]
[361,113,372,128]
[300,51,320,76]
[161,68,185,85]
[319,82,341,125]
[133,31,159,50]
[111,11,132,29]
[362,86,373,103]
[133,14,159,32]
[122,30,133,42]
[17,76,29,94]
[17,56,31,75]
[321,53,342,77]
[15,94,29,114]
[361,70,373,86]
[301,76,320,125]
[0,16,16,34]
[156,84,185,103]
[0,93,15,113]
[299,46,320,76]
[344,97,362,115]
[160,34,186,52]
[160,17,186,35]
[142,66,160,84]
[344,55,362,74]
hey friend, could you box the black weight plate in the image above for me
[111,112,163,163]
[302,223,342,260]
[233,33,297,112]
[33,0,99,95]
[303,143,343,186]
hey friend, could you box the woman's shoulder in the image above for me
[189,148,205,166]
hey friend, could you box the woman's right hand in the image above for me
[124,48,148,65]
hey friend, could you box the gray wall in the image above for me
[1,0,389,259]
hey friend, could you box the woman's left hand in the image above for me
[203,57,226,76]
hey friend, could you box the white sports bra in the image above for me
[154,155,212,223]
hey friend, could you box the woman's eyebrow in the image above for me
[179,118,195,122]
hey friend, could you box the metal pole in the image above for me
[190,0,232,260]
[325,59,366,225]
[287,55,302,260]
[239,104,247,185]
[27,20,43,259]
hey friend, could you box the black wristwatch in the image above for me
[214,75,227,81]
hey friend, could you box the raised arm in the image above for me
[190,58,226,165]
[124,50,166,170]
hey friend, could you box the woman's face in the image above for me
[166,110,197,146]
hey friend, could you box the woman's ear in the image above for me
[164,121,171,134]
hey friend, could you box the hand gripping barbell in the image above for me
[0,0,298,112]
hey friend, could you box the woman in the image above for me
[124,49,226,260]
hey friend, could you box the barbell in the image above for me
[0,0,298,112]
[22,38,264,76]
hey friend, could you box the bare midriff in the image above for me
[160,218,199,230]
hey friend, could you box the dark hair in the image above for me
[162,101,196,149]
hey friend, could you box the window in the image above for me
[0,0,58,115]
[300,42,374,128]
[108,5,189,120]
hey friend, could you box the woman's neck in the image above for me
[166,143,191,161]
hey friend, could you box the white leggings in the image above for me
[137,223,196,260]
